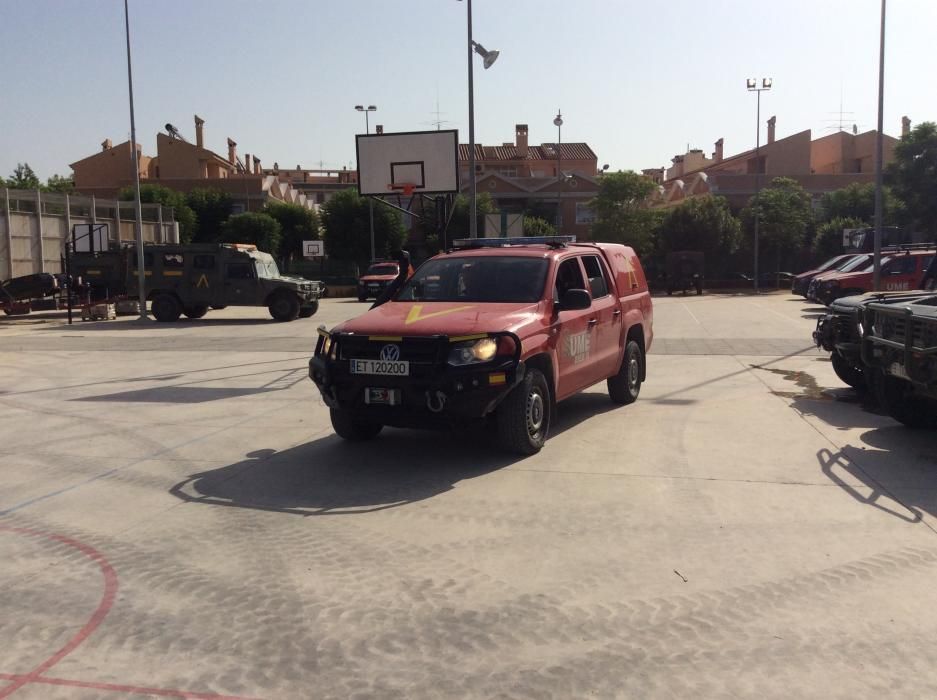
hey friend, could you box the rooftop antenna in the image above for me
[423,87,453,131]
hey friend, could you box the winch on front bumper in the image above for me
[308,329,525,429]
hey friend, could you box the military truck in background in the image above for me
[70,243,322,322]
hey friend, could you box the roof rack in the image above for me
[881,242,936,253]
[451,235,577,250]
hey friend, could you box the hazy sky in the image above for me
[2,0,936,182]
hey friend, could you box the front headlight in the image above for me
[448,338,498,366]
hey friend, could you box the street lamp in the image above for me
[747,77,772,294]
[464,0,499,238]
[355,105,377,261]
[872,0,886,291]
[554,110,563,232]
[123,0,147,320]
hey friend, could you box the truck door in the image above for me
[224,259,256,305]
[552,256,599,399]
[581,254,622,378]
[188,253,219,307]
[882,255,918,292]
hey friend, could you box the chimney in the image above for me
[376,124,384,134]
[101,138,112,151]
[244,153,251,174]
[227,138,237,165]
[515,124,528,158]
[714,138,724,162]
[767,116,776,144]
[194,115,205,148]
[902,116,911,137]
[253,157,261,175]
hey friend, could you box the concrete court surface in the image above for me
[1,293,936,699]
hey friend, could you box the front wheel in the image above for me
[496,368,550,455]
[268,293,300,322]
[608,339,643,404]
[298,299,319,318]
[831,352,865,391]
[330,409,383,441]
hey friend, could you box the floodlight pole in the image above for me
[467,0,477,238]
[554,110,563,233]
[873,0,886,291]
[747,78,772,294]
[124,0,147,320]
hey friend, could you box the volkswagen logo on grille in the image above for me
[380,344,401,361]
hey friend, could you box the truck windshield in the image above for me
[396,256,549,303]
[254,258,280,279]
[366,264,399,276]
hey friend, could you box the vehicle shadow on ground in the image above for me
[818,425,937,525]
[169,431,519,516]
[40,317,289,331]
[169,390,625,516]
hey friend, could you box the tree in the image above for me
[886,121,937,235]
[818,181,903,225]
[589,170,658,255]
[320,188,406,267]
[220,212,282,253]
[813,216,865,260]
[523,216,556,237]
[263,201,320,264]
[448,193,498,239]
[740,177,813,267]
[186,188,233,243]
[7,163,40,189]
[44,174,74,193]
[118,184,197,243]
[657,195,741,259]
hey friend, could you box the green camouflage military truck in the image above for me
[71,243,322,322]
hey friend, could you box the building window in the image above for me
[575,202,596,225]
[231,203,246,214]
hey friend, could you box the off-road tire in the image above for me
[183,305,209,319]
[831,352,865,391]
[330,408,383,441]
[876,374,937,429]
[496,368,550,455]
[268,293,300,322]
[298,300,319,318]
[151,293,182,322]
[608,339,643,405]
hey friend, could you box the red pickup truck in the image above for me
[310,236,653,454]
[814,246,935,305]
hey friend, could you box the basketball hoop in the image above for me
[388,183,418,197]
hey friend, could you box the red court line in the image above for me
[0,526,260,700]
[0,672,259,699]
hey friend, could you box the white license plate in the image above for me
[888,362,910,380]
[349,359,409,376]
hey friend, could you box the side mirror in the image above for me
[556,288,591,311]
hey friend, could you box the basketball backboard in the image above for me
[356,129,459,196]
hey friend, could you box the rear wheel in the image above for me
[183,304,209,319]
[330,409,383,441]
[496,368,550,455]
[831,352,865,391]
[608,339,643,404]
[268,293,300,322]
[151,293,181,322]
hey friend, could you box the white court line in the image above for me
[681,303,701,325]
[752,301,805,327]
